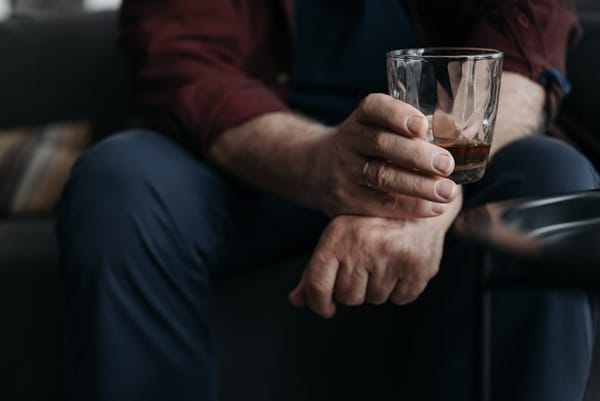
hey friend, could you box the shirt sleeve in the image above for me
[119,0,289,154]
[462,0,581,122]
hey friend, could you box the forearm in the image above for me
[207,112,330,209]
[207,94,460,220]
[491,72,546,155]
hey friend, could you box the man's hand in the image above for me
[289,191,462,318]
[313,94,458,218]
[209,94,458,220]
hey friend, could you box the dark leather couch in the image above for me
[1,7,599,401]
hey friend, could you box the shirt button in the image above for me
[517,13,530,28]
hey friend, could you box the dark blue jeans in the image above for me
[57,130,599,401]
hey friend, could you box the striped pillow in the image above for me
[0,122,92,216]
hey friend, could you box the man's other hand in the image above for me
[289,214,446,318]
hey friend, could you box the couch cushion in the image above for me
[0,122,91,216]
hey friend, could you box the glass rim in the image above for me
[387,47,504,61]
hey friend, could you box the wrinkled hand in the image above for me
[313,93,458,219]
[289,211,452,318]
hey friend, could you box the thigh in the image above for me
[465,135,600,207]
[59,129,326,275]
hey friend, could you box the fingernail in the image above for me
[432,203,447,214]
[407,115,426,136]
[433,154,454,175]
[435,180,456,200]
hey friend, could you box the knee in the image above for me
[56,130,198,260]
[63,130,176,206]
[57,129,230,270]
[481,136,599,200]
[59,129,210,215]
[57,131,162,253]
[58,132,215,323]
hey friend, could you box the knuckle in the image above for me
[380,195,400,213]
[416,178,439,201]
[403,197,420,216]
[382,238,401,256]
[381,242,395,257]
[407,176,425,197]
[371,131,389,154]
[358,95,375,118]
[307,279,329,298]
[381,108,396,127]
[359,94,389,122]
[361,93,379,111]
[411,198,434,217]
[327,216,348,236]
[374,163,395,190]
[411,145,431,169]
[336,281,364,306]
[334,128,350,149]
[311,250,331,268]
[380,194,433,218]
[329,186,346,211]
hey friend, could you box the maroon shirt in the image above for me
[120,0,579,154]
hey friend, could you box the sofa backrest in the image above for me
[577,0,600,18]
[559,1,600,168]
[0,11,132,136]
[0,6,597,157]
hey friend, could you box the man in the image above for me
[57,0,599,400]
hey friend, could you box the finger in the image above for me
[365,274,397,305]
[289,275,306,307]
[356,187,449,218]
[352,129,455,177]
[304,254,339,318]
[354,93,428,138]
[333,263,369,306]
[389,280,428,306]
[362,160,457,203]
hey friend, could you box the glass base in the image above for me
[450,165,486,185]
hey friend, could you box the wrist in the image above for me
[303,126,336,210]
